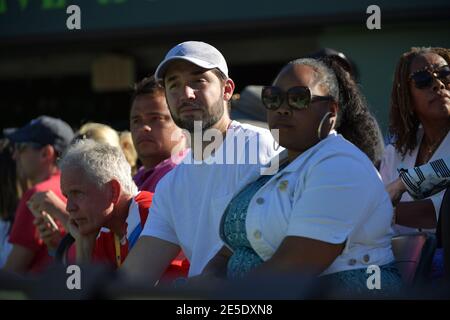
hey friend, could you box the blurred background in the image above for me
[1,0,450,134]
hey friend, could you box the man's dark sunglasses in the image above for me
[409,65,450,89]
[261,86,333,111]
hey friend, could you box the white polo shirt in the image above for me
[245,131,395,276]
[380,127,450,235]
[141,121,282,277]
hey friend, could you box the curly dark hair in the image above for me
[326,58,384,167]
[389,47,450,157]
[291,57,384,167]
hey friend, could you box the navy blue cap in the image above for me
[6,116,74,154]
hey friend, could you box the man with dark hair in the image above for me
[122,41,281,284]
[130,75,187,193]
[130,75,189,281]
[3,116,73,274]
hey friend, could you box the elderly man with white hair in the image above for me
[59,139,153,268]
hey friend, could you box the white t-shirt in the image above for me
[141,121,282,276]
[380,127,450,235]
[0,219,12,268]
[245,131,395,275]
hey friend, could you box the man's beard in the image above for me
[170,98,224,133]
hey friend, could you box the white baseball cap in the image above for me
[155,41,229,82]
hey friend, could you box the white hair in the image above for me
[59,139,138,196]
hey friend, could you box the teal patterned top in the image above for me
[219,161,403,294]
[220,170,280,279]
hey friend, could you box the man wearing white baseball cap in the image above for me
[154,41,232,134]
[122,41,282,284]
[155,41,229,82]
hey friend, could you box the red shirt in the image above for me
[9,171,66,274]
[90,191,189,282]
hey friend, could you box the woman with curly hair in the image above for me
[381,47,450,234]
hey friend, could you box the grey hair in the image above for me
[284,58,340,104]
[59,139,138,196]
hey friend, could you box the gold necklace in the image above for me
[423,129,448,161]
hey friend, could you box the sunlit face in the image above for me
[130,93,184,163]
[409,52,450,123]
[164,60,227,132]
[61,166,114,235]
[266,64,335,153]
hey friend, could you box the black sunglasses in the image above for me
[261,86,333,111]
[409,65,450,89]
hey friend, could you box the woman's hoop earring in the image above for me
[273,139,280,151]
[317,112,336,140]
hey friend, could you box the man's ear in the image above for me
[40,145,56,163]
[223,78,235,101]
[109,179,122,205]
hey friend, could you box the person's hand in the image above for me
[68,217,98,264]
[386,178,407,207]
[28,191,69,228]
[67,217,83,242]
[33,215,63,251]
